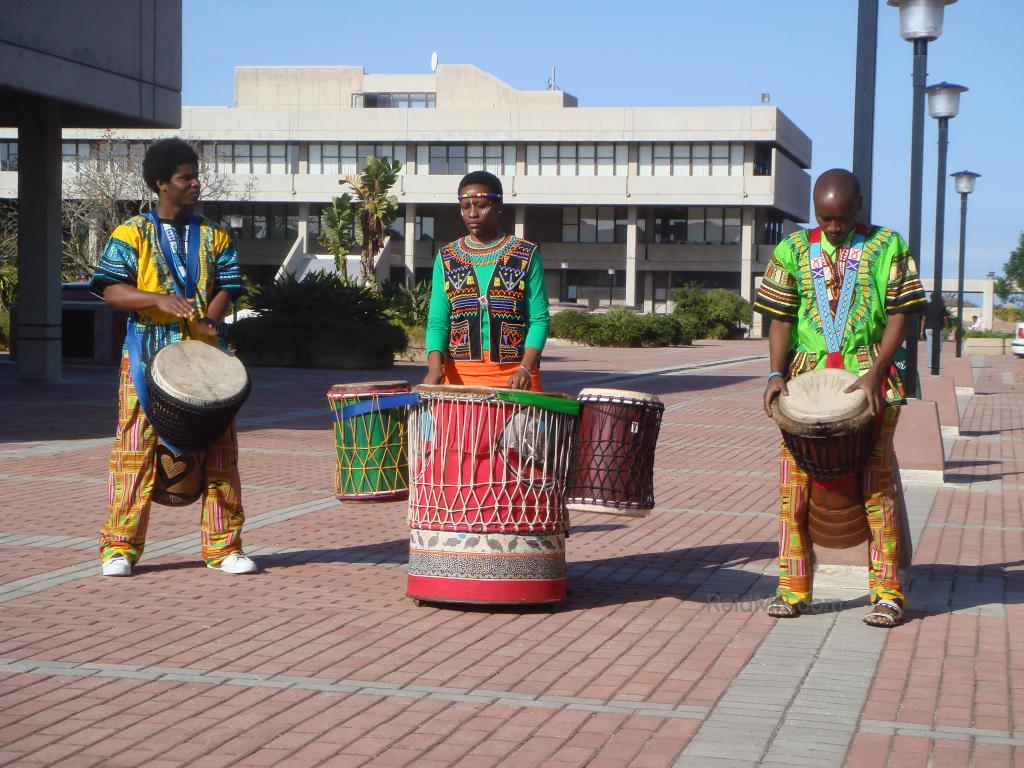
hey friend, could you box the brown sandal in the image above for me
[766,597,807,618]
[863,599,903,628]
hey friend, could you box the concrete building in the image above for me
[0,0,181,381]
[0,64,811,329]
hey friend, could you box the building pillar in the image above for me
[404,202,417,282]
[625,205,638,308]
[16,102,63,382]
[643,272,654,313]
[740,207,757,338]
[514,206,525,239]
[982,279,994,331]
[297,202,310,252]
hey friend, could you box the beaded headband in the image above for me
[457,192,502,201]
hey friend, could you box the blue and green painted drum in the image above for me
[326,381,417,501]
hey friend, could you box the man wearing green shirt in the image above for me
[755,169,926,628]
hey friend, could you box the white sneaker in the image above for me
[101,555,132,577]
[208,552,257,574]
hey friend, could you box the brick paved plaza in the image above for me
[0,340,1021,767]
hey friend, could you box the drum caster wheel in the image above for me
[413,599,424,607]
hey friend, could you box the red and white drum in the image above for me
[565,388,664,517]
[406,385,579,605]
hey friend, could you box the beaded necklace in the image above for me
[450,234,512,267]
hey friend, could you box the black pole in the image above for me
[930,115,949,375]
[852,0,878,224]
[955,192,968,358]
[608,272,614,306]
[903,37,928,397]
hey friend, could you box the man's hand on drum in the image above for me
[845,367,886,416]
[190,317,220,340]
[763,376,788,418]
[154,294,196,319]
[506,365,532,390]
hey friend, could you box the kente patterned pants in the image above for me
[99,356,245,566]
[776,406,902,607]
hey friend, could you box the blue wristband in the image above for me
[767,371,784,380]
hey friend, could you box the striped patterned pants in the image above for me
[99,356,245,566]
[776,406,903,607]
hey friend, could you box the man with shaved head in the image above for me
[754,168,925,628]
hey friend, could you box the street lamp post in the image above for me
[926,81,967,374]
[887,0,956,395]
[607,269,615,306]
[951,170,980,358]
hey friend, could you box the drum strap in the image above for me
[808,226,867,368]
[125,322,192,455]
[145,211,201,301]
[335,393,421,421]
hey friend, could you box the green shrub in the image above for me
[549,310,599,340]
[964,329,1013,338]
[995,305,1024,323]
[380,279,431,327]
[0,308,9,351]
[670,283,708,315]
[705,288,752,337]
[548,308,688,347]
[227,272,407,367]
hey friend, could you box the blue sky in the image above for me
[183,0,1023,282]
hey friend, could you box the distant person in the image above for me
[422,170,549,390]
[90,138,255,577]
[969,315,987,331]
[754,168,926,628]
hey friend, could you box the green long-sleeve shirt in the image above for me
[425,236,550,356]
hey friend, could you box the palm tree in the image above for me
[343,156,402,285]
[319,193,358,275]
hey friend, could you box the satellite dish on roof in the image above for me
[430,52,438,73]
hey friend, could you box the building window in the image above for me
[418,144,513,176]
[525,143,628,176]
[763,211,784,245]
[352,92,436,108]
[561,206,627,243]
[0,142,17,172]
[62,142,92,173]
[204,203,302,240]
[637,142,746,177]
[753,144,772,176]
[206,142,300,174]
[308,143,406,175]
[651,206,743,245]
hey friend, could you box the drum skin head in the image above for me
[577,387,661,404]
[778,368,868,424]
[328,381,410,398]
[150,341,248,404]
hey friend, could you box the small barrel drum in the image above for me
[565,388,664,517]
[406,385,579,605]
[771,368,876,549]
[147,340,250,507]
[326,381,416,502]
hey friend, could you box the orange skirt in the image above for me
[443,351,543,391]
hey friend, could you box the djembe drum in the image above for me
[770,368,876,548]
[406,385,579,605]
[326,381,417,501]
[565,388,664,517]
[146,340,251,506]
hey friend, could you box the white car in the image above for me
[1013,323,1024,357]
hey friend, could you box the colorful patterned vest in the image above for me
[440,235,536,363]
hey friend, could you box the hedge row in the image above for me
[549,308,693,347]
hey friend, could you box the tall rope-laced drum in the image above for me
[406,385,579,605]
[326,381,416,502]
[770,368,875,548]
[565,388,664,517]
[145,340,251,506]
